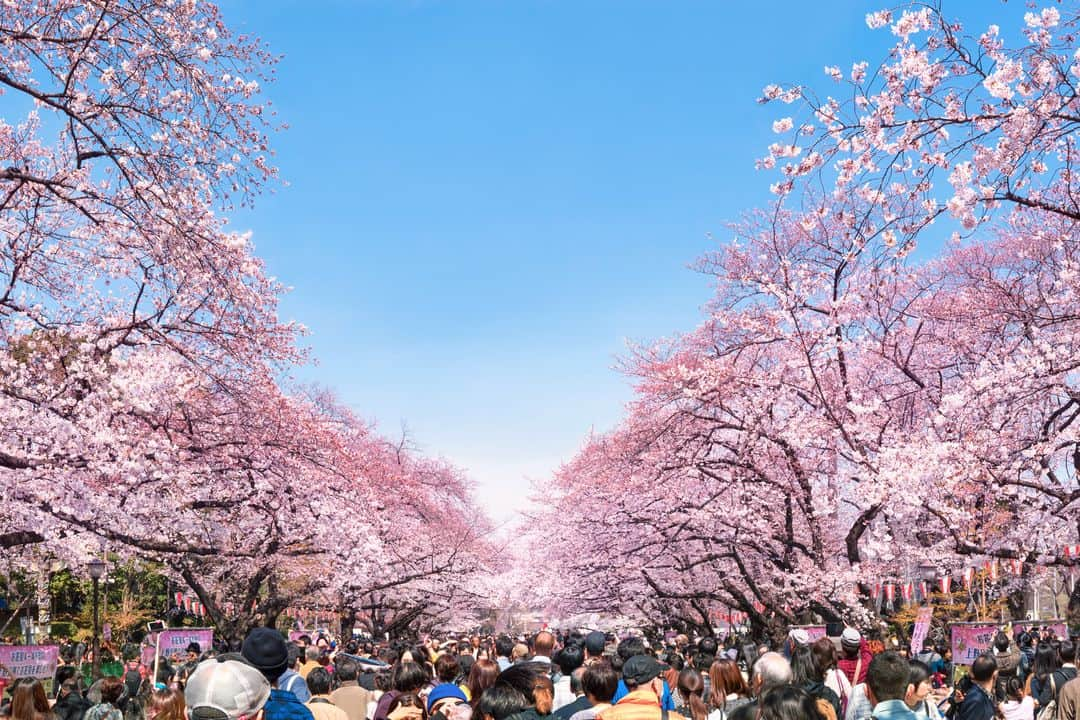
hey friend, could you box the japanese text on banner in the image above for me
[0,645,59,680]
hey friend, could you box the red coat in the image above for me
[837,641,873,686]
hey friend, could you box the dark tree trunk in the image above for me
[1066,577,1080,627]
[340,608,356,641]
[1007,587,1027,620]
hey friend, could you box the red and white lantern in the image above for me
[901,583,913,604]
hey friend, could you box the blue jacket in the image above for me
[266,688,315,720]
[279,670,312,703]
[872,700,918,720]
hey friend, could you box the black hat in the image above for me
[585,631,606,656]
[622,654,663,685]
[241,627,289,680]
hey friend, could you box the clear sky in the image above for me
[222,0,1002,524]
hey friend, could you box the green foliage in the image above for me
[1,569,34,599]
[48,569,85,615]
[49,621,77,639]
[4,559,174,645]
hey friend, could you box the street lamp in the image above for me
[88,558,107,681]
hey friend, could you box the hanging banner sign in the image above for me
[951,623,997,665]
[156,628,213,662]
[910,607,934,656]
[1013,621,1068,640]
[154,628,213,687]
[0,645,59,679]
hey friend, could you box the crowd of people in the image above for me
[1,625,1079,720]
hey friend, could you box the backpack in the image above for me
[1042,675,1059,720]
[282,673,305,696]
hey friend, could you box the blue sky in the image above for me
[222,0,1005,523]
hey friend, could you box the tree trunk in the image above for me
[1007,586,1027,621]
[214,615,252,651]
[1066,576,1080,627]
[340,608,356,641]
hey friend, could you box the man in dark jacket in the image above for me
[242,627,315,720]
[993,633,1021,701]
[554,668,591,720]
[1017,634,1036,683]
[54,678,93,720]
[956,655,997,720]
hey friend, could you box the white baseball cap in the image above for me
[185,659,271,720]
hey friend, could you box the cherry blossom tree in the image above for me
[0,0,294,540]
[330,435,501,639]
[533,1,1080,635]
[0,1,499,642]
[759,0,1080,590]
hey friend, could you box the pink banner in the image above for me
[1013,621,1067,640]
[141,635,159,668]
[910,607,934,656]
[156,628,213,662]
[0,645,59,679]
[951,624,996,665]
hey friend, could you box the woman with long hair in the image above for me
[145,687,186,720]
[790,644,840,720]
[811,639,851,715]
[11,679,53,720]
[674,668,708,720]
[467,660,500,708]
[1028,643,1062,713]
[707,659,750,720]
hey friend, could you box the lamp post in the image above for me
[88,558,106,681]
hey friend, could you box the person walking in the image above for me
[242,627,316,720]
[599,656,687,720]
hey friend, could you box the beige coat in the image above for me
[308,696,350,720]
[1059,676,1080,720]
[331,684,372,720]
